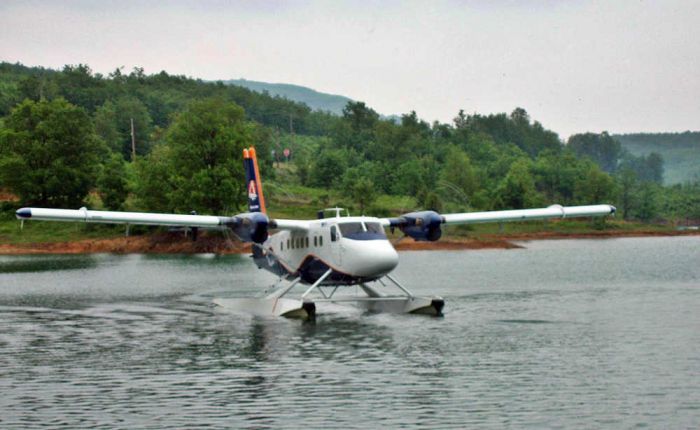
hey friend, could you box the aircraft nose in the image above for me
[351,240,399,277]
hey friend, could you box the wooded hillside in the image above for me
[1,62,699,225]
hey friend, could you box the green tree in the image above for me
[349,177,377,214]
[440,148,480,208]
[568,132,622,173]
[634,182,659,222]
[657,183,699,225]
[133,143,172,212]
[97,153,129,210]
[94,100,120,152]
[17,73,58,101]
[644,152,664,184]
[310,148,348,188]
[616,167,637,220]
[495,159,542,209]
[134,98,256,214]
[293,151,311,186]
[341,165,377,213]
[333,101,379,152]
[94,97,153,160]
[619,151,664,184]
[453,108,561,157]
[573,163,616,204]
[417,188,443,212]
[533,150,580,203]
[392,156,439,196]
[55,64,107,112]
[0,98,102,207]
[342,101,379,132]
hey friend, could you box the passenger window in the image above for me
[320,236,323,246]
[281,242,284,251]
[306,237,309,248]
[330,226,337,242]
[314,236,317,247]
[287,239,290,249]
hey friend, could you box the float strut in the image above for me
[384,274,414,298]
[270,276,302,299]
[301,269,333,299]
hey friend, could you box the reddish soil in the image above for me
[0,189,19,202]
[394,238,522,251]
[1,229,697,255]
[0,232,252,255]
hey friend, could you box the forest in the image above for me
[615,132,700,185]
[1,61,699,229]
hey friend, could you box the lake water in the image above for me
[1,237,699,429]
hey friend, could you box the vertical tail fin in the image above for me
[243,147,267,214]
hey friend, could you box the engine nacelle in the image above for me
[229,212,269,244]
[398,210,444,242]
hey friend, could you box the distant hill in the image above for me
[224,79,353,115]
[614,132,700,184]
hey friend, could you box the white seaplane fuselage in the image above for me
[257,216,399,286]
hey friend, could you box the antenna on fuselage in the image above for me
[322,207,348,218]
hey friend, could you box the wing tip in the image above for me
[15,208,32,219]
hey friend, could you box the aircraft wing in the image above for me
[16,207,312,232]
[441,204,616,225]
[15,207,231,228]
[381,204,616,231]
[271,219,311,232]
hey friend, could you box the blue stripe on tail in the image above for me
[244,153,262,213]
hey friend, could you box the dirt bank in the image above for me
[1,229,697,255]
[0,232,252,255]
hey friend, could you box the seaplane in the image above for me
[15,147,616,319]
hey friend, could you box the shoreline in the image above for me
[1,229,698,255]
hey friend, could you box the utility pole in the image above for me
[130,118,136,160]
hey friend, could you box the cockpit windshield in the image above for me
[365,222,385,234]
[336,221,386,240]
[338,222,364,236]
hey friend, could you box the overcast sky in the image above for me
[1,0,698,137]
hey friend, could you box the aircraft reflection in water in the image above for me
[16,147,616,319]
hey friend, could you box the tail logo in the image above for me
[243,146,266,214]
[248,180,258,200]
